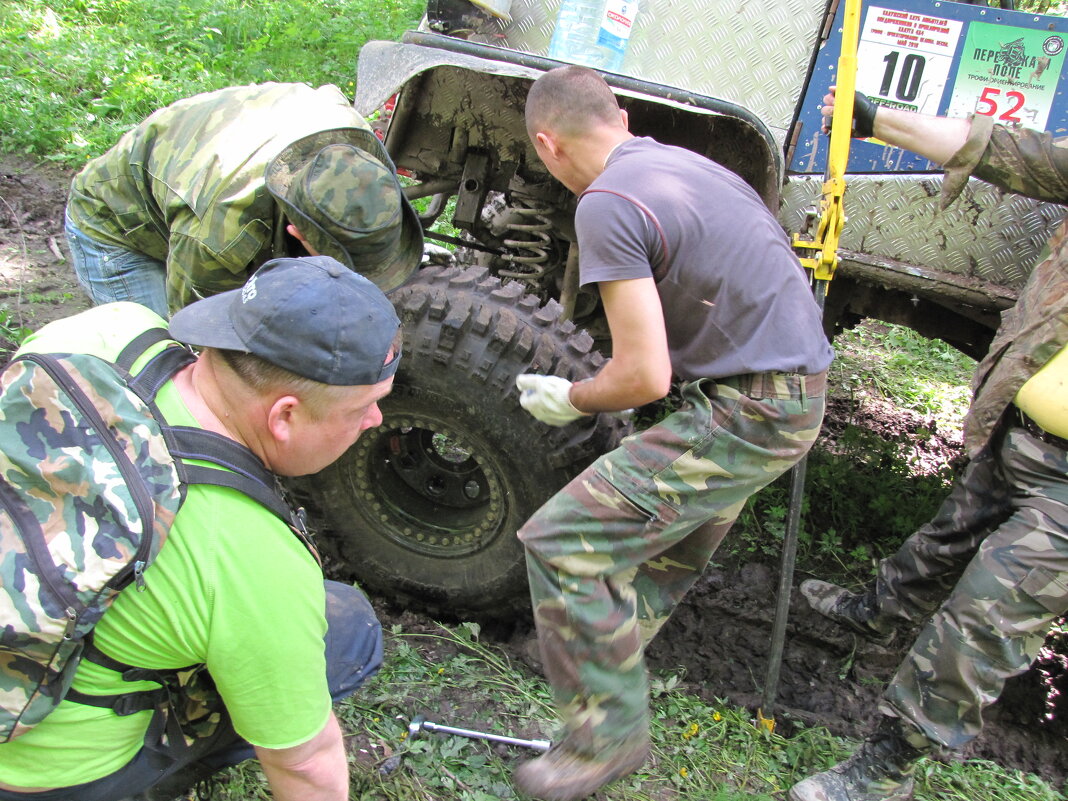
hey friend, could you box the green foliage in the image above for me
[0,0,425,165]
[916,757,1066,801]
[830,322,976,436]
[1017,0,1068,13]
[0,306,32,347]
[739,425,960,576]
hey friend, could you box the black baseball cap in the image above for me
[169,256,401,386]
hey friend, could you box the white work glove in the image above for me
[421,242,456,266]
[515,374,586,426]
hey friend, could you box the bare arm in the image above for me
[822,86,973,165]
[569,277,672,412]
[255,711,348,801]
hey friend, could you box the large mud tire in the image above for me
[303,265,627,619]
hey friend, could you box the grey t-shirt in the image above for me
[577,137,834,381]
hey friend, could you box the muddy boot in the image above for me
[788,716,932,801]
[800,580,893,644]
[513,731,650,801]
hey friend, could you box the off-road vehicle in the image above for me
[300,0,1067,617]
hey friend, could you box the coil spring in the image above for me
[497,200,555,283]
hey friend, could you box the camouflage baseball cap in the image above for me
[266,127,423,291]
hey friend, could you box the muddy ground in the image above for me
[2,156,1065,789]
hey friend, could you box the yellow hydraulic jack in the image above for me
[758,0,861,731]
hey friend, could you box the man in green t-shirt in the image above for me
[0,256,400,801]
[65,82,423,316]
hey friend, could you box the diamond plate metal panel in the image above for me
[780,175,1064,289]
[486,0,825,140]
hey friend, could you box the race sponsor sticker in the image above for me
[946,22,1065,129]
[856,6,963,116]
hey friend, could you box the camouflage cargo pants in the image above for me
[875,420,1068,749]
[518,372,826,753]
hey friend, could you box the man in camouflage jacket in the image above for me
[65,82,423,316]
[790,91,1068,801]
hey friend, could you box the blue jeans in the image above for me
[0,581,383,801]
[65,212,170,317]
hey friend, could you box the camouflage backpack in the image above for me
[0,324,314,743]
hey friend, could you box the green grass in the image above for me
[829,321,976,437]
[0,0,425,165]
[726,320,974,585]
[0,305,32,347]
[204,622,1065,801]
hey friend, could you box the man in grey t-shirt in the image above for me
[512,66,834,801]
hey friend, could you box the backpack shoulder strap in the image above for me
[112,333,318,559]
[128,346,196,400]
[167,426,295,525]
[112,326,197,402]
[109,329,294,525]
[115,327,173,373]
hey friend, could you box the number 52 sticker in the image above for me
[947,22,1064,130]
[974,87,1026,123]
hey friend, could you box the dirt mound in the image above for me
[822,394,965,475]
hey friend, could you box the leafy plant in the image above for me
[829,321,976,436]
[0,0,425,165]
[0,305,32,352]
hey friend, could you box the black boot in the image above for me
[788,716,932,801]
[800,580,894,644]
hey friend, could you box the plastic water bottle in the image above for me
[547,0,640,71]
[596,0,640,71]
[547,0,607,68]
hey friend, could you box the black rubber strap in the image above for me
[64,685,168,716]
[75,634,171,716]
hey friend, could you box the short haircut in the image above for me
[215,348,346,420]
[525,66,622,140]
